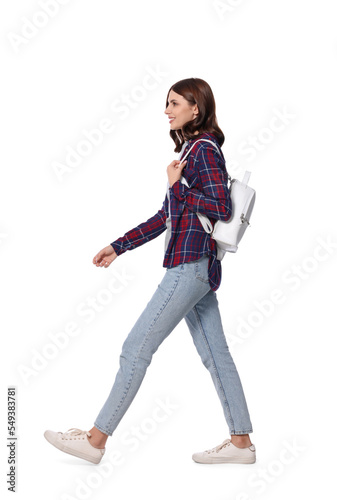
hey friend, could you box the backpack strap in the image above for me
[179,139,221,165]
[167,139,221,225]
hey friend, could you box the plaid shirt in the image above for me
[110,132,232,291]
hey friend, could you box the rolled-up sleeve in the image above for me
[170,144,232,221]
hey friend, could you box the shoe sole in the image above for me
[192,455,256,464]
[44,431,103,464]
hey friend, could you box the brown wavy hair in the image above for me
[166,78,225,153]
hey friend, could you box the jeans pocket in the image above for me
[194,255,209,284]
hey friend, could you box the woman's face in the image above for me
[165,90,199,131]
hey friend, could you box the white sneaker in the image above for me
[192,438,256,464]
[44,428,106,464]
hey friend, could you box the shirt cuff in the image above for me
[110,241,127,256]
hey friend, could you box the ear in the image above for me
[193,104,199,116]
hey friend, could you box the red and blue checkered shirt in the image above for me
[110,132,232,291]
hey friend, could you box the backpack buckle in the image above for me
[240,214,251,226]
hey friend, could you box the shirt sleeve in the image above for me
[110,197,168,256]
[170,144,232,222]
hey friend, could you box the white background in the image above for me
[1,0,336,499]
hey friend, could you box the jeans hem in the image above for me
[94,421,112,437]
[230,429,253,435]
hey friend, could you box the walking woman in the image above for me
[44,78,256,465]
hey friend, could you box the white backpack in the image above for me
[178,139,256,260]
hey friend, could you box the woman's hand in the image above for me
[167,160,187,187]
[93,245,118,267]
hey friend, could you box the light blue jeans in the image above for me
[94,254,253,436]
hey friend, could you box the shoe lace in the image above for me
[207,438,231,454]
[63,428,92,438]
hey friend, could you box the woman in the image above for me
[44,78,256,465]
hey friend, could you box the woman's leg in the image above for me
[184,288,253,439]
[93,256,211,439]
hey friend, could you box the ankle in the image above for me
[230,434,252,448]
[88,426,108,448]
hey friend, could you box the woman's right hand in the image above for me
[93,245,118,267]
[167,159,187,187]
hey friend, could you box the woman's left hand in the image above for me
[167,160,187,187]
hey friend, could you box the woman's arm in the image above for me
[170,144,232,221]
[110,198,168,256]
